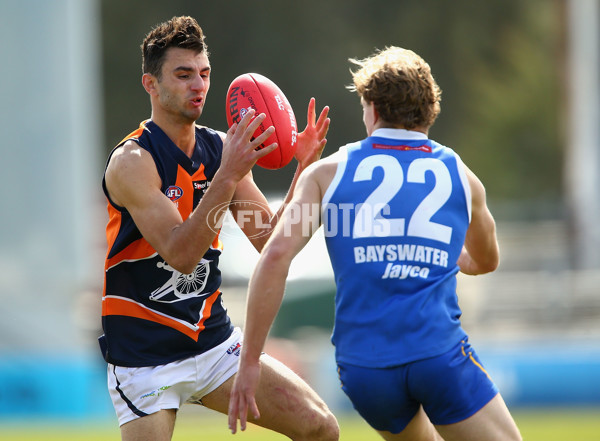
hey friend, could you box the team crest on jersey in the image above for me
[165,185,183,201]
[149,259,212,303]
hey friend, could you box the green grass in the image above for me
[1,407,599,440]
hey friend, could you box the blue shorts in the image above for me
[337,338,499,434]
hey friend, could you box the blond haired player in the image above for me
[229,47,522,441]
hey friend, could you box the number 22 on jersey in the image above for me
[352,154,453,244]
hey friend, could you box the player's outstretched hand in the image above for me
[295,98,330,169]
[228,361,261,434]
[220,109,278,183]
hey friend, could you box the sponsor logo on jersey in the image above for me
[193,180,208,191]
[165,185,183,201]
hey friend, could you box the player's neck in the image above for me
[151,112,197,157]
[369,121,429,137]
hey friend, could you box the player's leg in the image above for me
[107,359,196,441]
[434,393,522,441]
[411,338,521,441]
[337,362,442,440]
[376,406,444,441]
[120,409,177,441]
[200,353,339,441]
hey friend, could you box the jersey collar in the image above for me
[371,128,428,140]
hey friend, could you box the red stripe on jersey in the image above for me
[373,143,432,152]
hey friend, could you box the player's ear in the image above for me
[142,73,158,96]
[371,104,380,124]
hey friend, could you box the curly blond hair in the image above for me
[348,46,442,130]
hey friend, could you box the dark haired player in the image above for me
[100,15,338,441]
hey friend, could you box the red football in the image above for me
[225,73,298,169]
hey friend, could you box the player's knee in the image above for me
[299,406,339,441]
[321,410,340,441]
[509,428,523,441]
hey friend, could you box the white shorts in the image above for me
[107,327,243,426]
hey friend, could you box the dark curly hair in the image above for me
[141,16,208,80]
[348,46,442,130]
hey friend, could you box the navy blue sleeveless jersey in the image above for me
[100,120,234,367]
[321,128,471,367]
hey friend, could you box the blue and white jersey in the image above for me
[321,128,472,367]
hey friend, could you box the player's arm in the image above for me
[105,110,276,274]
[229,98,329,252]
[228,172,275,252]
[228,163,324,434]
[458,164,500,275]
[280,97,330,210]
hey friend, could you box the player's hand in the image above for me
[220,109,278,183]
[228,360,261,434]
[295,98,330,169]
